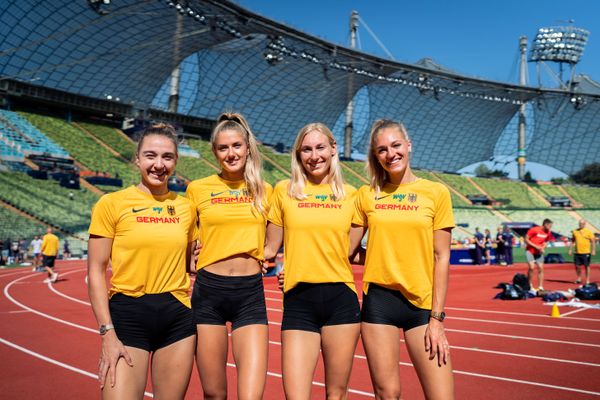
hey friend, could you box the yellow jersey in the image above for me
[353,179,454,309]
[41,233,59,257]
[185,174,272,270]
[268,180,357,293]
[88,186,197,307]
[572,228,595,254]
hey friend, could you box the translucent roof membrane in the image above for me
[1,0,598,174]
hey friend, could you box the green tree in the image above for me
[571,163,600,185]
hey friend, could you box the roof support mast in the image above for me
[518,36,527,180]
[344,10,358,159]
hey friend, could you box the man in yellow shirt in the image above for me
[41,227,60,283]
[569,219,596,285]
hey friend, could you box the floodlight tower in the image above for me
[344,10,359,159]
[529,25,590,89]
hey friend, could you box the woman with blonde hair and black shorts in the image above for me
[185,112,271,400]
[351,119,455,399]
[265,122,361,399]
[88,123,197,399]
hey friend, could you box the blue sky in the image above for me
[235,0,598,87]
[233,1,598,179]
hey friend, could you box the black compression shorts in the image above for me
[109,292,195,352]
[361,284,430,331]
[192,268,268,331]
[282,282,360,333]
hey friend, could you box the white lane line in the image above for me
[0,337,154,398]
[446,328,600,348]
[47,269,91,306]
[264,290,600,322]
[448,316,600,333]
[263,322,600,368]
[561,308,590,317]
[4,273,96,333]
[4,274,374,398]
[23,275,600,394]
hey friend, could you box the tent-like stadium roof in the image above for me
[0,0,599,174]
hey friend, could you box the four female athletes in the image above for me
[88,116,455,399]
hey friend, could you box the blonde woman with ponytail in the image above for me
[265,123,361,399]
[185,112,271,400]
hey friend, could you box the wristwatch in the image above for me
[430,311,446,322]
[99,324,115,335]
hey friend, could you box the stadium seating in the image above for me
[501,209,579,236]
[0,207,47,242]
[0,172,99,235]
[176,157,217,182]
[0,109,69,158]
[19,112,139,187]
[471,177,547,208]
[576,210,600,232]
[413,170,470,206]
[434,172,482,198]
[529,183,565,199]
[562,185,600,208]
[0,141,24,162]
[452,208,505,234]
[76,121,136,161]
[258,145,293,174]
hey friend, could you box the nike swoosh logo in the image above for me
[374,195,391,200]
[211,191,226,197]
[132,207,149,213]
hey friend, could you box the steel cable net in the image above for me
[0,0,598,173]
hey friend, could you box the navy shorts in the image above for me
[282,282,360,333]
[109,292,195,352]
[574,254,591,267]
[42,255,56,268]
[192,269,268,331]
[361,284,430,332]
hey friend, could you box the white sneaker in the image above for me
[43,278,52,283]
[50,272,58,283]
[538,286,544,291]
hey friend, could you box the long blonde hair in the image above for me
[211,112,266,214]
[366,119,410,193]
[289,122,346,201]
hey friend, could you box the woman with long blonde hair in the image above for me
[265,122,361,399]
[186,112,271,400]
[351,119,455,399]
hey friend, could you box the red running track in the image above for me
[1,261,599,399]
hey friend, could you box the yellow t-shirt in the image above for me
[353,179,455,309]
[88,186,197,307]
[268,180,357,293]
[185,174,272,270]
[41,233,59,257]
[572,228,595,254]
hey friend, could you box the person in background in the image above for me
[351,119,455,399]
[501,226,514,267]
[31,235,43,271]
[484,229,492,266]
[524,219,554,291]
[41,228,60,283]
[569,219,596,285]
[473,228,484,265]
[63,239,71,259]
[495,226,505,265]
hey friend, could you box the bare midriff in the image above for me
[203,253,261,276]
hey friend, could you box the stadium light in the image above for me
[529,26,589,64]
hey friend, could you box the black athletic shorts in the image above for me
[42,255,56,268]
[574,253,591,267]
[361,284,430,331]
[282,282,360,333]
[109,292,195,352]
[192,268,267,330]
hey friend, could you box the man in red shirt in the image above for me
[524,219,554,291]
